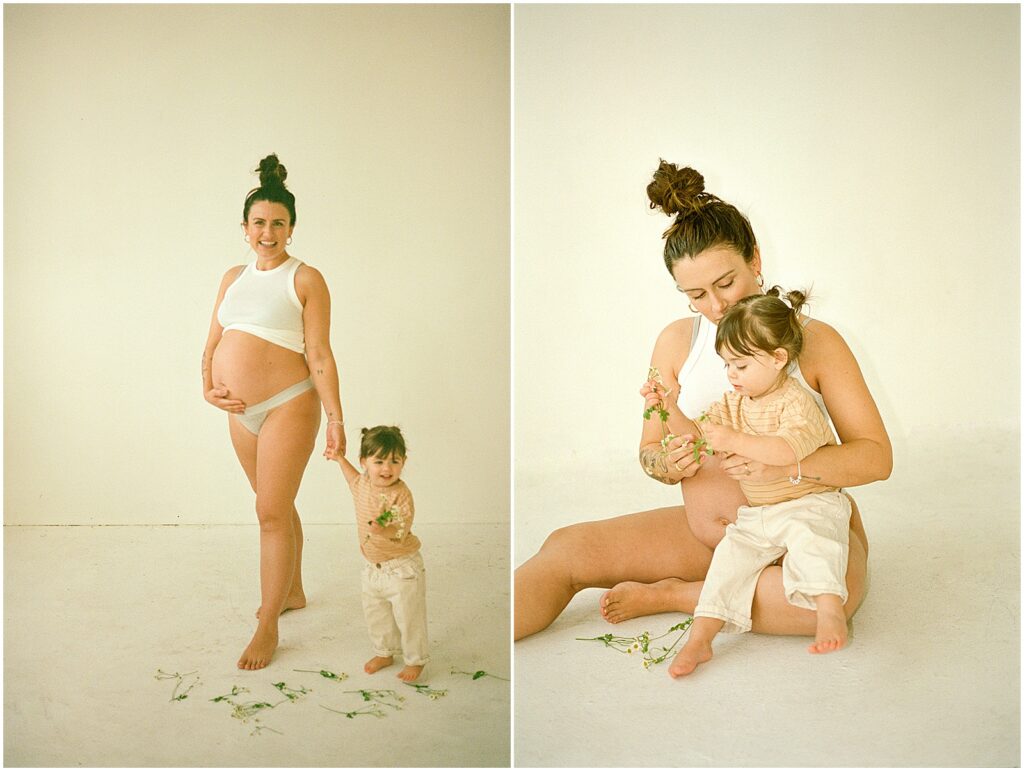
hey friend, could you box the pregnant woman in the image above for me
[202,154,345,670]
[514,160,891,643]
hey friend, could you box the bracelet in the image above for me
[328,420,344,427]
[788,458,802,485]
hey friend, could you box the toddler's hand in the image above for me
[701,422,733,451]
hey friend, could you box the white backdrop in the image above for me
[514,4,1020,547]
[4,4,510,525]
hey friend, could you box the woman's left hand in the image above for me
[324,421,347,459]
[720,453,786,484]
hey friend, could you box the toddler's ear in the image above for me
[771,348,789,370]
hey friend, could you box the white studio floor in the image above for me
[4,522,510,767]
[514,440,1020,768]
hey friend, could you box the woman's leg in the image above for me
[601,525,867,636]
[229,420,308,618]
[237,390,320,670]
[749,528,868,635]
[514,505,713,640]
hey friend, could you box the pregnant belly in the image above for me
[681,455,749,550]
[212,330,310,406]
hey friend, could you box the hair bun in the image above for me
[646,159,707,217]
[360,427,369,436]
[256,153,288,189]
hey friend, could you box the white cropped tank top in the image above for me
[217,256,305,354]
[677,315,833,432]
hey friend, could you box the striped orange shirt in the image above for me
[702,377,838,506]
[348,474,422,563]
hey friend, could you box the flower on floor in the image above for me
[272,682,310,702]
[210,684,294,735]
[154,669,200,702]
[344,688,405,710]
[404,682,447,700]
[294,668,349,682]
[321,703,388,719]
[450,668,510,682]
[577,618,694,669]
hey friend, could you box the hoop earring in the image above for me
[688,303,698,314]
[756,274,765,288]
[286,237,293,245]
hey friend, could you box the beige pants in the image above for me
[695,492,852,633]
[360,551,429,666]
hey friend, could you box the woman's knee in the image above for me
[255,497,295,531]
[536,524,595,591]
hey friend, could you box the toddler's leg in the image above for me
[670,510,782,679]
[392,555,429,682]
[668,616,723,678]
[808,593,847,654]
[361,564,401,674]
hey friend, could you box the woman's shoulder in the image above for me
[798,317,858,389]
[294,260,327,287]
[217,263,247,288]
[653,316,696,351]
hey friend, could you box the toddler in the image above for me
[330,425,428,682]
[667,289,852,677]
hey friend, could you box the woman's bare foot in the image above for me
[668,637,713,678]
[255,590,307,619]
[397,664,424,682]
[808,595,848,654]
[600,578,698,623]
[364,655,394,674]
[237,625,278,670]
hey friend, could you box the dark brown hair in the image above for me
[715,287,809,366]
[359,425,407,461]
[646,160,757,274]
[242,154,297,225]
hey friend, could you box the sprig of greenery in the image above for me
[321,704,388,719]
[293,668,349,682]
[211,685,287,729]
[643,367,674,425]
[577,618,694,670]
[450,668,510,682]
[272,682,310,702]
[343,688,406,710]
[154,669,200,702]
[404,683,448,700]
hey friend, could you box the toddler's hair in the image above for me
[715,287,809,365]
[359,425,407,460]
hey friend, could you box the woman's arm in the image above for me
[639,318,705,484]
[726,321,892,487]
[296,265,346,456]
[201,266,246,413]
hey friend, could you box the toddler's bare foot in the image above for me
[237,625,278,670]
[397,664,424,682]
[668,638,713,678]
[600,578,695,624]
[364,655,394,674]
[808,595,848,654]
[255,590,307,619]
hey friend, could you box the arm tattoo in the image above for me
[639,447,676,485]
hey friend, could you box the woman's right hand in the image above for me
[663,433,707,480]
[639,378,670,414]
[204,386,246,413]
